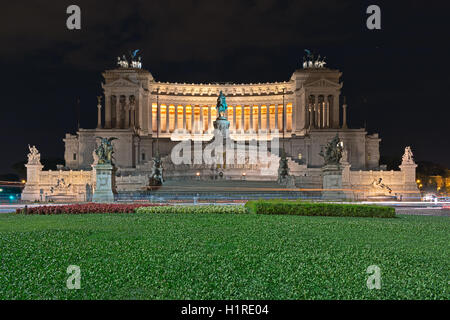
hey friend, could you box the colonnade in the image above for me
[152,103,293,134]
[104,95,137,129]
[307,95,334,129]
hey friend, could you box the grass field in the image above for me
[0,212,448,299]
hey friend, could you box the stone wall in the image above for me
[287,146,420,200]
[22,165,156,201]
[22,167,94,202]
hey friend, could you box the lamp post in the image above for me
[282,88,286,155]
[150,88,163,186]
[156,89,160,157]
[278,88,289,184]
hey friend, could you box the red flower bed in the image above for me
[16,203,166,215]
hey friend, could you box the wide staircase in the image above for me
[116,180,321,202]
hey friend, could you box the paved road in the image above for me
[395,207,449,216]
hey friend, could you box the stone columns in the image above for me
[182,105,186,132]
[166,105,170,133]
[199,105,204,133]
[125,105,130,129]
[97,102,102,129]
[305,99,310,130]
[208,105,212,132]
[149,101,153,135]
[342,102,348,129]
[292,93,300,132]
[275,104,279,130]
[191,106,195,133]
[321,101,325,128]
[249,105,254,133]
[131,106,136,128]
[240,106,245,133]
[105,95,111,129]
[258,105,262,132]
[316,96,320,128]
[282,103,287,134]
[116,98,121,128]
[232,106,237,132]
[174,105,178,131]
[124,97,129,128]
[317,98,322,129]
[266,105,270,132]
[137,94,145,132]
[311,99,315,129]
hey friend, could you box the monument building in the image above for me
[21,52,420,201]
[64,54,380,173]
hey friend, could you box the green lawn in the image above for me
[0,212,448,299]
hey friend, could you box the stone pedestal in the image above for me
[21,163,44,201]
[322,164,345,200]
[399,163,420,200]
[92,164,117,203]
[213,117,230,140]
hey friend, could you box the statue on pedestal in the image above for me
[27,145,41,165]
[319,134,343,166]
[302,49,327,69]
[277,151,290,185]
[401,146,415,165]
[94,137,118,165]
[320,134,345,200]
[216,90,228,119]
[149,156,163,186]
[340,148,348,165]
[213,91,230,138]
[117,50,143,69]
[93,137,118,203]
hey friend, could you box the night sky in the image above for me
[0,0,449,175]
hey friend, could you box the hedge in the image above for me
[244,200,395,218]
[136,205,248,215]
[16,203,166,215]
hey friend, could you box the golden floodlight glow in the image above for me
[21,180,26,184]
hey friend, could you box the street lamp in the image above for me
[156,89,160,157]
[277,87,289,183]
[282,87,286,155]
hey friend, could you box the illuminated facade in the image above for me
[64,64,381,173]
